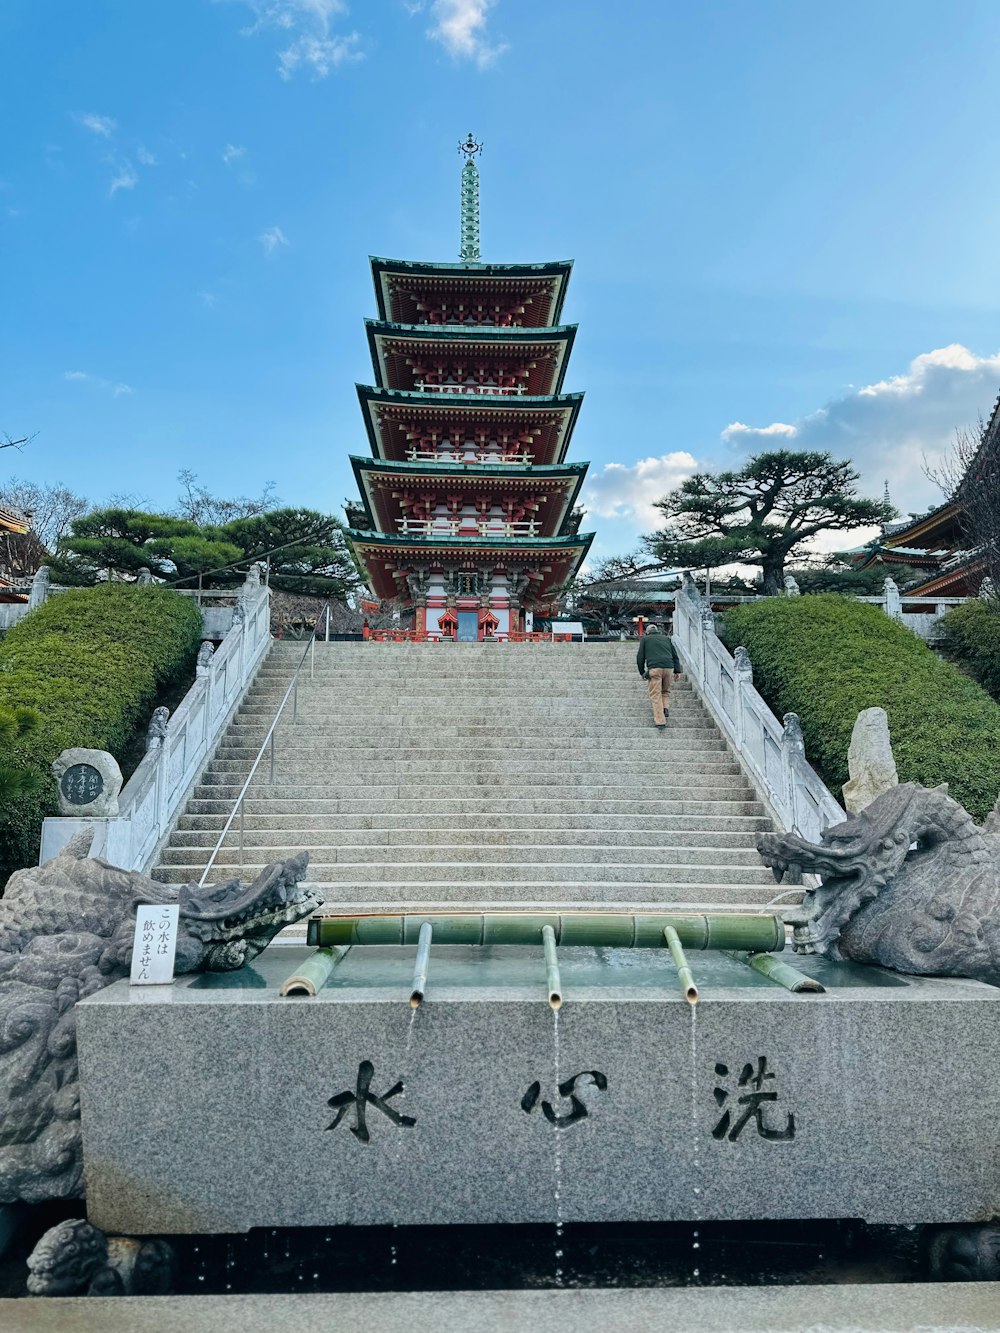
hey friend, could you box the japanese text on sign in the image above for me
[129,904,179,985]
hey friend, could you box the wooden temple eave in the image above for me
[883,502,963,551]
[356,388,582,466]
[0,503,30,536]
[369,256,573,325]
[905,556,986,597]
[366,322,576,397]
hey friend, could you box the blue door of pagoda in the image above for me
[457,611,479,642]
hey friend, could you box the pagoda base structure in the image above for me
[349,533,591,641]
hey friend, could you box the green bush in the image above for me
[721,595,1000,823]
[937,598,1000,701]
[0,586,201,882]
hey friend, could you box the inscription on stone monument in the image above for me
[59,763,104,807]
[712,1057,795,1142]
[325,1061,416,1143]
[521,1071,608,1128]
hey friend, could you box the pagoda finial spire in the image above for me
[458,132,482,262]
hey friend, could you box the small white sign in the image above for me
[551,620,584,638]
[130,904,179,985]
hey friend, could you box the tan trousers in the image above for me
[647,668,672,725]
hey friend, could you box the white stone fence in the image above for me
[672,574,843,844]
[854,580,967,642]
[39,575,272,872]
[1,566,252,637]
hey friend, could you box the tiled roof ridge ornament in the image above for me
[458,132,483,263]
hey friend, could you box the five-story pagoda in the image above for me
[346,136,593,640]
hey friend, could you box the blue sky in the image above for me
[4,0,1000,559]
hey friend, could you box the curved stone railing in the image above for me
[672,574,842,843]
[39,579,272,872]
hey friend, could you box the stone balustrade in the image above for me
[672,574,843,843]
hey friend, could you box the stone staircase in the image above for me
[152,641,782,915]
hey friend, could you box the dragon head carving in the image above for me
[758,783,1000,982]
[0,833,322,1204]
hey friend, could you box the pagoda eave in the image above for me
[356,385,583,464]
[349,456,589,539]
[370,256,573,325]
[348,528,593,604]
[365,321,577,396]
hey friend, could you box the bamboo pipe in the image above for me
[278,946,350,997]
[724,950,826,993]
[307,911,785,954]
[410,921,433,1008]
[663,926,698,1005]
[542,924,562,1009]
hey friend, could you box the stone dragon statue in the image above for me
[0,831,321,1295]
[758,782,1000,980]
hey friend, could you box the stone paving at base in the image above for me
[2,1284,999,1333]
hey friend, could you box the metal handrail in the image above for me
[197,603,332,886]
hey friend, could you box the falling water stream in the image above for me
[690,1004,701,1282]
[552,1007,565,1288]
[391,1005,421,1272]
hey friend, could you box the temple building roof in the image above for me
[365,321,577,396]
[879,500,964,552]
[349,456,588,538]
[0,500,29,536]
[347,528,594,602]
[355,386,583,466]
[369,256,573,327]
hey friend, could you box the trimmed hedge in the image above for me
[937,599,1000,701]
[0,585,202,883]
[721,594,1000,823]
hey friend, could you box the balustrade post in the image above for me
[733,645,753,749]
[883,576,902,621]
[779,712,805,835]
[696,606,713,690]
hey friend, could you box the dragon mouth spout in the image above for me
[175,853,323,970]
[757,789,924,955]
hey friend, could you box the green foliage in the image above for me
[51,504,358,601]
[644,450,893,595]
[938,598,1000,700]
[787,562,925,595]
[217,509,358,599]
[721,595,1000,822]
[53,508,245,586]
[0,585,201,883]
[0,704,43,805]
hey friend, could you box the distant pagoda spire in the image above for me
[458,132,482,262]
[884,479,891,508]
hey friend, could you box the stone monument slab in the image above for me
[76,945,1000,1235]
[51,749,123,818]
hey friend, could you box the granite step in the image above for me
[184,796,768,816]
[175,811,770,833]
[159,843,766,868]
[169,826,764,849]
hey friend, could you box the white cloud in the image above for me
[721,343,1000,520]
[582,452,699,529]
[64,371,134,397]
[136,145,157,166]
[109,162,138,195]
[722,420,798,443]
[222,143,247,164]
[199,291,218,308]
[258,224,288,253]
[427,0,507,67]
[231,1,362,78]
[76,112,116,137]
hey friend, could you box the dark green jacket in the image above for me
[636,633,681,676]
